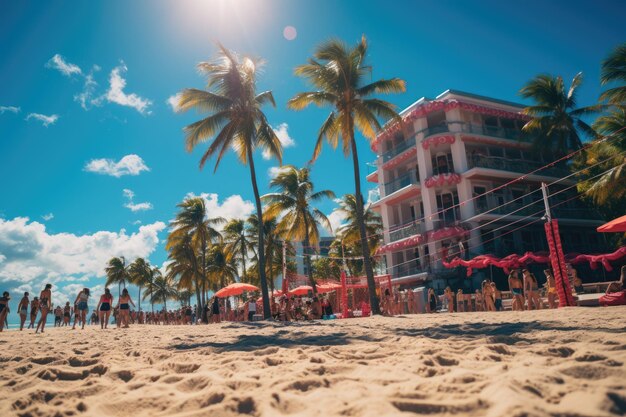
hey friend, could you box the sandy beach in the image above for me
[1,307,625,417]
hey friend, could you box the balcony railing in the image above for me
[476,200,602,220]
[382,138,415,162]
[459,123,535,143]
[384,171,419,196]
[467,155,570,178]
[389,221,425,242]
[391,263,426,279]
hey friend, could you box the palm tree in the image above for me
[262,165,335,293]
[105,256,129,297]
[206,243,238,290]
[520,73,598,156]
[167,197,223,316]
[166,233,201,316]
[288,36,405,314]
[247,214,281,294]
[128,257,151,313]
[175,45,283,319]
[150,275,178,318]
[223,219,253,283]
[335,194,383,256]
[578,108,626,204]
[600,43,626,106]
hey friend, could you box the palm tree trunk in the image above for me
[302,214,317,294]
[201,236,208,323]
[247,150,270,319]
[138,285,141,313]
[349,131,380,315]
[195,286,201,321]
[241,241,247,283]
[268,244,275,295]
[118,282,121,298]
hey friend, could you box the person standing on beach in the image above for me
[28,297,39,329]
[96,288,113,329]
[210,297,221,324]
[508,271,524,311]
[18,292,29,330]
[490,282,503,311]
[482,281,496,311]
[72,288,90,330]
[116,288,135,328]
[522,269,541,310]
[428,288,437,313]
[544,269,558,309]
[35,284,52,334]
[0,291,10,331]
[443,287,454,312]
[247,297,257,321]
[63,302,71,326]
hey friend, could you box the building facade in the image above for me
[369,90,606,289]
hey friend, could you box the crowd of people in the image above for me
[1,265,624,331]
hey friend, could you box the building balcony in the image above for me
[391,263,427,279]
[384,171,419,196]
[467,155,570,178]
[474,200,603,221]
[382,138,415,162]
[459,123,535,143]
[389,220,425,243]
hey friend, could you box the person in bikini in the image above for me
[116,288,135,328]
[18,292,30,331]
[97,288,114,329]
[508,270,524,311]
[522,269,542,310]
[544,269,558,309]
[444,287,454,312]
[72,288,90,330]
[0,291,10,332]
[491,282,503,311]
[482,281,496,312]
[35,284,52,334]
[28,297,39,329]
[63,302,71,326]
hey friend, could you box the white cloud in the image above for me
[263,123,295,160]
[185,192,255,222]
[42,213,54,221]
[267,166,287,179]
[25,113,59,127]
[123,189,153,212]
[0,106,20,114]
[84,154,150,178]
[46,54,82,77]
[167,93,181,112]
[101,63,152,114]
[74,66,100,110]
[0,217,166,286]
[325,210,346,236]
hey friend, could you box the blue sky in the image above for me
[1,0,625,308]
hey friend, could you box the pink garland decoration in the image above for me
[424,173,461,188]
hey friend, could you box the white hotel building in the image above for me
[368,90,606,289]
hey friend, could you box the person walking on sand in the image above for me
[210,296,221,324]
[116,288,135,328]
[491,282,503,311]
[428,288,437,313]
[522,269,542,310]
[247,297,257,321]
[508,271,524,311]
[18,292,30,330]
[0,291,10,332]
[35,284,52,334]
[544,269,558,309]
[97,288,114,329]
[72,288,90,330]
[28,297,39,329]
[63,302,71,326]
[444,287,454,312]
[482,281,496,312]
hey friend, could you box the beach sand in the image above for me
[1,307,625,417]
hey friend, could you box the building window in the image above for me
[474,186,488,212]
[432,153,454,175]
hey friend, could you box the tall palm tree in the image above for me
[150,275,178,317]
[167,197,223,316]
[105,256,129,297]
[289,36,405,313]
[247,214,281,294]
[128,257,151,313]
[175,45,283,319]
[334,194,383,256]
[520,73,597,156]
[223,219,253,283]
[262,165,335,293]
[600,43,626,106]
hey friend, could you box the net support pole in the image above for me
[281,241,288,296]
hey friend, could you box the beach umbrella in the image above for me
[214,283,259,298]
[289,285,313,296]
[597,215,626,233]
[317,282,343,293]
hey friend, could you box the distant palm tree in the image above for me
[520,73,598,156]
[128,257,151,313]
[166,233,201,316]
[223,219,253,283]
[150,275,178,317]
[334,194,383,256]
[262,165,335,293]
[600,43,626,106]
[105,256,129,297]
[167,197,223,315]
[247,214,281,294]
[289,36,405,313]
[206,243,238,289]
[175,45,283,319]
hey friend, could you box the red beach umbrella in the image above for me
[214,283,259,298]
[597,215,626,233]
[289,285,313,296]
